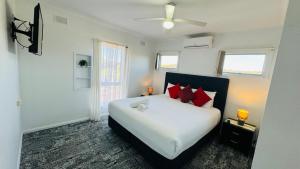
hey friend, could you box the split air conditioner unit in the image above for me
[183,36,213,49]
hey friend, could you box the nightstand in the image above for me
[140,93,155,97]
[221,118,256,154]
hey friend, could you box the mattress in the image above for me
[108,95,221,159]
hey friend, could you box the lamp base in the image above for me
[238,120,245,126]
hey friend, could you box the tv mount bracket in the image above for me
[11,17,33,44]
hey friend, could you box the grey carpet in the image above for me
[20,116,252,169]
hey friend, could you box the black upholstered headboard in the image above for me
[164,72,229,119]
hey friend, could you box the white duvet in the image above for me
[108,94,220,159]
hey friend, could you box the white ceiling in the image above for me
[43,0,288,40]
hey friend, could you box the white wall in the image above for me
[153,28,282,127]
[0,0,22,168]
[252,0,300,168]
[16,1,155,131]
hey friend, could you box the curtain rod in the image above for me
[157,50,181,53]
[222,47,276,51]
[93,38,128,48]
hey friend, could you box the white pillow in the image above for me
[202,91,216,108]
[164,83,175,97]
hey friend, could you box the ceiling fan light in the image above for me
[163,21,174,29]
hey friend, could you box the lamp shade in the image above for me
[237,109,249,122]
[147,87,154,95]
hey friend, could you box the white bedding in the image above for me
[108,94,221,159]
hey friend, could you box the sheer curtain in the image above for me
[90,39,101,121]
[100,41,128,113]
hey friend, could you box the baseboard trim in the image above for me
[17,132,23,169]
[23,117,90,134]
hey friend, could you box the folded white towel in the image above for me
[130,99,149,108]
[137,103,148,112]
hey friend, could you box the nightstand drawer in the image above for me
[230,130,241,136]
[223,133,253,153]
[226,132,252,145]
[224,122,253,135]
[229,126,253,139]
[227,138,241,147]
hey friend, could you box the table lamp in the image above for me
[147,87,154,95]
[237,109,249,125]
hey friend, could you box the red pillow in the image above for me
[192,87,212,107]
[168,84,181,99]
[178,85,194,103]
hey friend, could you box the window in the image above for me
[160,55,179,69]
[100,41,127,113]
[219,50,270,76]
[223,54,266,75]
[156,51,179,70]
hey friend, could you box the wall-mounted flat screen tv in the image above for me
[12,3,43,55]
[29,4,43,55]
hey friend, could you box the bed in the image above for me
[108,72,229,168]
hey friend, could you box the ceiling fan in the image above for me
[134,2,207,30]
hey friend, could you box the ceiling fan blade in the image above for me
[174,19,207,27]
[165,2,176,19]
[134,18,165,22]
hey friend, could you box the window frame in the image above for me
[219,48,275,77]
[157,51,180,71]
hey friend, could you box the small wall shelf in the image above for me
[73,53,92,90]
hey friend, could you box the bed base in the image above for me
[108,116,220,169]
